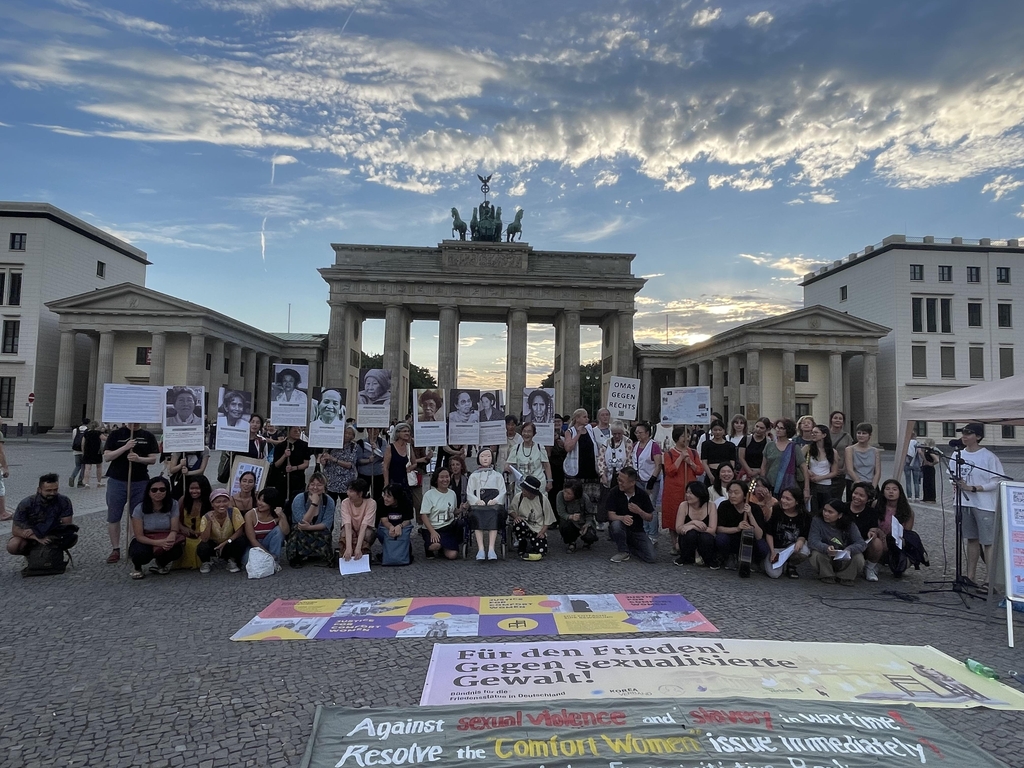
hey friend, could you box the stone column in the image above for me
[687,364,699,389]
[781,349,796,418]
[711,357,724,417]
[186,334,207,387]
[674,367,686,387]
[243,348,257,397]
[228,344,243,390]
[383,305,410,422]
[828,352,843,417]
[86,334,99,420]
[307,357,320,391]
[211,338,226,390]
[326,299,348,385]
[54,330,76,430]
[149,331,167,387]
[842,355,852,421]
[698,360,710,387]
[616,310,634,377]
[559,310,581,415]
[95,331,115,417]
[745,349,761,422]
[728,354,741,420]
[640,366,654,422]
[863,352,878,437]
[437,306,460,390]
[256,353,271,416]
[505,308,528,416]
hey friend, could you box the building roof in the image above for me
[0,201,150,265]
[271,333,326,342]
[800,234,1024,287]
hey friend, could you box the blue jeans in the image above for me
[70,454,86,485]
[903,465,922,498]
[609,520,657,562]
[643,479,661,539]
[106,478,147,524]
[243,527,283,564]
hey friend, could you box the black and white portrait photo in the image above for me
[271,363,309,427]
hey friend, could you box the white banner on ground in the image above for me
[660,386,711,426]
[162,385,205,452]
[605,376,640,420]
[101,384,164,424]
[414,389,447,447]
[215,387,253,453]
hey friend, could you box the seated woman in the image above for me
[197,488,247,573]
[466,447,507,561]
[377,483,414,565]
[708,462,737,507]
[338,477,377,561]
[714,479,768,572]
[231,470,258,514]
[674,481,718,568]
[128,476,184,580]
[874,479,928,578]
[508,475,557,560]
[176,474,212,570]
[808,499,867,585]
[286,472,336,568]
[848,482,883,581]
[764,486,811,579]
[555,480,597,552]
[419,467,461,560]
[242,487,290,567]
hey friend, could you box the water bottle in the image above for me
[965,659,999,679]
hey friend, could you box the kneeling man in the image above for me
[7,473,78,564]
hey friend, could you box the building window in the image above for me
[914,421,928,437]
[940,346,955,378]
[997,267,1010,284]
[794,364,809,382]
[135,346,151,366]
[969,347,984,379]
[1,320,19,354]
[967,266,980,283]
[205,353,212,371]
[926,298,937,333]
[942,422,956,438]
[1002,425,1016,439]
[240,360,246,378]
[96,261,106,278]
[739,367,745,384]
[1000,347,1014,378]
[8,233,25,251]
[795,402,811,417]
[223,357,230,375]
[0,377,13,418]
[840,285,848,301]
[912,297,923,333]
[998,303,1012,328]
[7,272,21,306]
[967,302,982,328]
[938,265,952,282]
[910,264,923,281]
[722,371,729,387]
[911,345,927,378]
[940,298,951,333]
[739,405,745,416]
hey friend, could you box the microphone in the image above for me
[948,438,965,450]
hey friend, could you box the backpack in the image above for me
[72,427,84,452]
[22,543,70,577]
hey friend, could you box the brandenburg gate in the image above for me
[320,238,646,421]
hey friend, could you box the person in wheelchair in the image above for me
[509,475,556,561]
[467,447,506,561]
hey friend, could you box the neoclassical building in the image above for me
[635,306,890,427]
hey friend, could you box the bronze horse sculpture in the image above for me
[505,208,524,242]
[451,207,467,240]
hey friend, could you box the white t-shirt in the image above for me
[951,447,1005,512]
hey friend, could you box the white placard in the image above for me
[101,384,165,424]
[447,388,480,446]
[215,387,252,453]
[308,386,347,449]
[477,389,506,446]
[606,375,640,420]
[339,556,371,576]
[522,387,555,446]
[660,386,711,426]
[162,385,205,452]
[996,482,1024,647]
[271,363,309,427]
[413,389,447,448]
[356,368,391,428]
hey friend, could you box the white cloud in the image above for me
[738,252,829,280]
[691,7,722,27]
[746,11,774,27]
[595,169,619,188]
[982,174,1024,201]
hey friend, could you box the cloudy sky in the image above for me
[3,0,1024,387]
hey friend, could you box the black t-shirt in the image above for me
[576,429,599,481]
[850,507,879,541]
[701,439,737,466]
[742,435,767,469]
[716,500,743,529]
[767,510,811,548]
[277,439,311,470]
[377,501,414,526]
[605,486,654,527]
[104,427,160,482]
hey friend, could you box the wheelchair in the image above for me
[459,504,513,560]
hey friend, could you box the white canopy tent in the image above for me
[893,375,1024,478]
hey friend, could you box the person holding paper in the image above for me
[848,482,884,581]
[764,486,811,579]
[286,473,336,568]
[505,422,551,491]
[103,423,160,565]
[674,481,718,568]
[319,425,358,500]
[269,426,311,507]
[419,467,461,560]
[337,478,377,561]
[874,479,928,578]
[808,499,867,585]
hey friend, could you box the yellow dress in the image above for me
[175,506,204,570]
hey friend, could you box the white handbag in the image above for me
[246,547,276,579]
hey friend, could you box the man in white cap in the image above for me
[950,423,1005,587]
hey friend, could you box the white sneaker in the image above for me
[865,562,879,582]
[226,561,240,573]
[199,562,211,574]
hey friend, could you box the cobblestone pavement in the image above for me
[1,438,1022,767]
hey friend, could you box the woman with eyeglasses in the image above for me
[128,476,184,580]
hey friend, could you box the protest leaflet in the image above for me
[660,386,710,426]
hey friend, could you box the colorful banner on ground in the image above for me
[421,636,1024,710]
[231,593,717,642]
[299,698,1007,768]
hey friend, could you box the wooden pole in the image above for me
[123,425,134,562]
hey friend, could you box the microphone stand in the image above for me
[918,445,1013,607]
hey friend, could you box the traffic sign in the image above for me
[27,392,35,404]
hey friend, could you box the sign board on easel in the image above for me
[995,482,1024,647]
